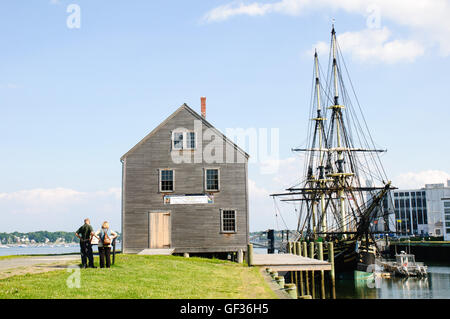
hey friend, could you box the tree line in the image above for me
[0,231,121,244]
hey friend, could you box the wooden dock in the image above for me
[252,253,331,271]
[248,242,336,299]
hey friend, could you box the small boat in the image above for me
[379,251,427,277]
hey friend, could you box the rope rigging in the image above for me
[271,25,396,244]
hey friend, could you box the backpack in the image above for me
[102,228,112,245]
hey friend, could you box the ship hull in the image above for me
[323,240,377,273]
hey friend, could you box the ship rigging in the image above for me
[271,25,397,272]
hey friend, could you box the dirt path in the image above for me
[0,255,79,279]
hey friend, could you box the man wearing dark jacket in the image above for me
[75,218,95,268]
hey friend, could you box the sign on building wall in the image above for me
[164,194,214,205]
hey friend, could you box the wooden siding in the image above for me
[122,106,249,253]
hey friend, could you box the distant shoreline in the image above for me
[0,241,121,249]
[0,243,78,248]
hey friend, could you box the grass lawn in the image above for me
[0,255,277,299]
[0,253,76,261]
[0,255,28,261]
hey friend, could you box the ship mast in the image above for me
[329,25,348,238]
[271,25,396,244]
[301,47,330,239]
[314,50,327,234]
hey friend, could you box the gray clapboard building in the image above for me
[120,100,249,255]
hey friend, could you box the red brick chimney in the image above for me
[201,96,206,119]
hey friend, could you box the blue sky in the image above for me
[1,0,449,232]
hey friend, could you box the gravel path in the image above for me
[0,255,79,271]
[0,255,80,279]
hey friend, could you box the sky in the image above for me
[0,0,449,233]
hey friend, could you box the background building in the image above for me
[380,180,450,238]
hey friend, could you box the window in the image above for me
[205,169,219,191]
[444,202,450,208]
[221,209,237,233]
[172,131,196,150]
[394,193,398,197]
[173,132,183,150]
[186,132,196,149]
[160,169,174,192]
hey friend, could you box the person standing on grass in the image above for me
[95,221,118,268]
[75,218,95,268]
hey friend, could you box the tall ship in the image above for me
[271,25,396,273]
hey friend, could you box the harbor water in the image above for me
[334,263,450,299]
[0,243,122,256]
[255,248,450,299]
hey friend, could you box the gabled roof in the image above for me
[120,103,250,161]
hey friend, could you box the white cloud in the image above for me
[203,0,450,57]
[249,156,304,231]
[311,27,425,63]
[393,170,450,189]
[203,2,273,22]
[0,188,121,232]
[248,178,270,197]
[202,0,311,22]
[0,83,20,89]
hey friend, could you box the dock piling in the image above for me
[328,242,336,299]
[303,241,310,296]
[270,270,278,279]
[318,242,325,299]
[275,275,285,287]
[247,243,254,266]
[296,241,303,296]
[284,283,298,299]
[309,241,315,299]
[293,241,298,287]
[237,249,243,264]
